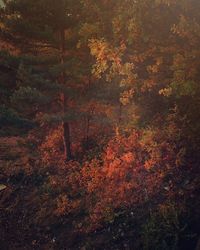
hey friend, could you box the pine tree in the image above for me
[0,0,85,160]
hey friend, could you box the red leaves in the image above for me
[37,123,182,232]
[78,125,182,229]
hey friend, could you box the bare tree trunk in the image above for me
[115,103,122,137]
[86,115,90,142]
[60,29,72,161]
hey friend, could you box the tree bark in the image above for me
[60,29,72,161]
[85,115,90,148]
[115,103,122,137]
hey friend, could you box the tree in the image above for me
[0,0,85,160]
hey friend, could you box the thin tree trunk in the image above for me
[85,115,90,147]
[115,103,122,137]
[60,29,72,161]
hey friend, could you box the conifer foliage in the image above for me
[0,0,200,249]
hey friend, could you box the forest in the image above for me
[0,0,200,249]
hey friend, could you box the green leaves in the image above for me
[12,86,50,105]
[170,81,199,98]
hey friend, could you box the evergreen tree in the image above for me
[0,0,86,160]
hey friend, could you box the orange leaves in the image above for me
[89,38,125,78]
[55,195,71,216]
[39,126,64,165]
[120,89,134,105]
[141,79,157,92]
[147,57,163,74]
[37,118,182,232]
[105,146,116,161]
[78,124,183,229]
[55,194,81,216]
[144,159,157,170]
[121,152,135,163]
[80,132,145,226]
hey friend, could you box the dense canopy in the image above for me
[0,0,200,249]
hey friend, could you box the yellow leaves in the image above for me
[89,39,137,109]
[119,63,137,87]
[159,87,172,97]
[89,38,125,78]
[172,14,200,49]
[89,39,109,78]
[127,18,141,43]
[137,54,166,92]
[147,64,159,73]
[120,89,134,105]
[141,79,156,92]
[89,39,109,58]
[147,57,163,74]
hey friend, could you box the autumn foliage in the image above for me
[1,0,200,249]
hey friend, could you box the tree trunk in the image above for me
[85,115,90,145]
[63,117,72,160]
[115,103,122,137]
[60,29,72,161]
